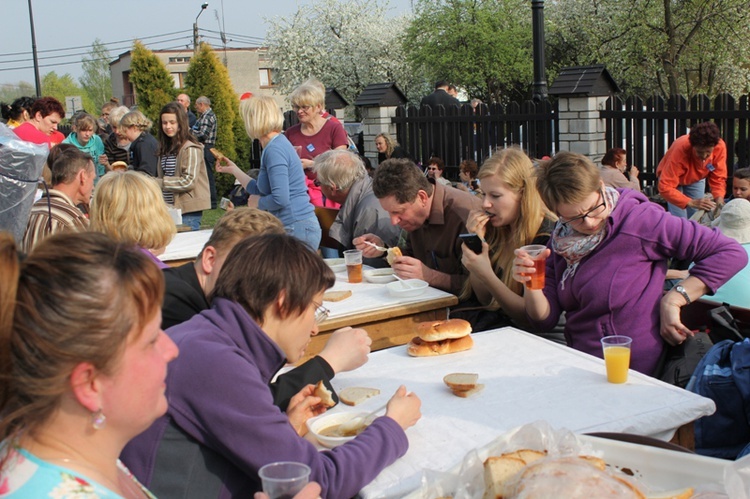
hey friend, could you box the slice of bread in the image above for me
[444,373,479,391]
[314,381,336,408]
[339,386,380,406]
[323,290,352,302]
[209,148,225,161]
[386,246,402,266]
[483,455,526,499]
[514,449,547,465]
[452,384,485,398]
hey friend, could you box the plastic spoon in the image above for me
[363,240,388,252]
[339,403,388,434]
[392,274,412,289]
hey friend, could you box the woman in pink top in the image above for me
[12,97,65,148]
[284,79,349,209]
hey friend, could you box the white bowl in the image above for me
[307,411,369,448]
[386,279,429,298]
[364,268,396,284]
[324,258,346,273]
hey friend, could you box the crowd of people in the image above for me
[2,83,750,497]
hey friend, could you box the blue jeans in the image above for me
[667,178,706,219]
[181,212,203,231]
[285,215,321,252]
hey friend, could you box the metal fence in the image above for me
[601,94,750,193]
[391,100,558,179]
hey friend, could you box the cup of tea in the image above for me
[519,244,547,290]
[343,249,363,283]
[601,335,632,384]
[258,461,310,499]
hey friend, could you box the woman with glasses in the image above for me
[284,79,349,209]
[511,151,747,376]
[122,233,421,498]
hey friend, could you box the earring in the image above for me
[92,409,106,430]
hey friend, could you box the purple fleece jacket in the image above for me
[529,189,747,375]
[121,298,408,498]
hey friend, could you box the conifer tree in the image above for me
[129,41,175,122]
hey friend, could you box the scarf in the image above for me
[551,187,620,288]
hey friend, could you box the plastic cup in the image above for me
[601,335,632,384]
[259,461,310,499]
[343,249,363,283]
[519,245,547,290]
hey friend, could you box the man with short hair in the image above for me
[314,150,400,267]
[420,80,460,109]
[176,93,197,128]
[162,207,372,410]
[22,148,94,252]
[193,96,218,209]
[355,158,481,294]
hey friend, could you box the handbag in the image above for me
[657,331,714,388]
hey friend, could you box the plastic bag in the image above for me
[0,123,48,243]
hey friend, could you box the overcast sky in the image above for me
[1,0,414,88]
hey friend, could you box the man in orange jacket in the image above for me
[657,121,727,219]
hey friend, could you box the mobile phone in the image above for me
[458,233,483,254]
[219,197,231,210]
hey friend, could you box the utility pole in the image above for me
[531,0,548,101]
[193,2,209,55]
[27,0,42,97]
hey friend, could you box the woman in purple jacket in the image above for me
[122,233,421,498]
[512,151,747,376]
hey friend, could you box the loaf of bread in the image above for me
[339,386,380,406]
[314,381,336,408]
[418,319,472,342]
[407,334,474,357]
[386,246,402,266]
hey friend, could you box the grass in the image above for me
[200,208,225,229]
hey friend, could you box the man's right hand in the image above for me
[353,234,385,258]
[687,197,716,211]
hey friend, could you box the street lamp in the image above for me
[27,0,42,97]
[531,0,548,101]
[193,2,209,54]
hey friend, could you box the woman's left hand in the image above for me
[659,296,693,346]
[286,384,327,436]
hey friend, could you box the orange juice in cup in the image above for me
[601,335,632,384]
[519,244,547,290]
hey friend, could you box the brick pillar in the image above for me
[360,105,398,167]
[557,96,608,163]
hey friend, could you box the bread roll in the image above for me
[417,319,472,342]
[314,381,336,408]
[407,334,474,357]
[110,161,128,171]
[339,386,380,406]
[386,246,402,266]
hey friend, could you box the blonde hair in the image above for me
[376,133,397,159]
[240,95,284,139]
[461,148,556,302]
[204,207,285,258]
[290,80,325,108]
[90,171,176,251]
[536,151,601,211]
[119,110,152,132]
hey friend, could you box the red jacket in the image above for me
[657,134,727,208]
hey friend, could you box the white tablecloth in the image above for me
[322,327,716,498]
[159,229,212,262]
[322,270,456,322]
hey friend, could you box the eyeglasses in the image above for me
[292,105,312,112]
[558,190,607,228]
[313,301,330,324]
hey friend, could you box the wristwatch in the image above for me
[673,285,691,305]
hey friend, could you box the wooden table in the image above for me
[318,327,716,498]
[301,274,458,362]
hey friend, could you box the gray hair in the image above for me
[314,150,366,191]
[108,106,130,127]
[196,96,211,106]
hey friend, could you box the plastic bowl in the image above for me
[386,279,429,298]
[307,411,369,448]
[364,268,396,284]
[324,258,346,273]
